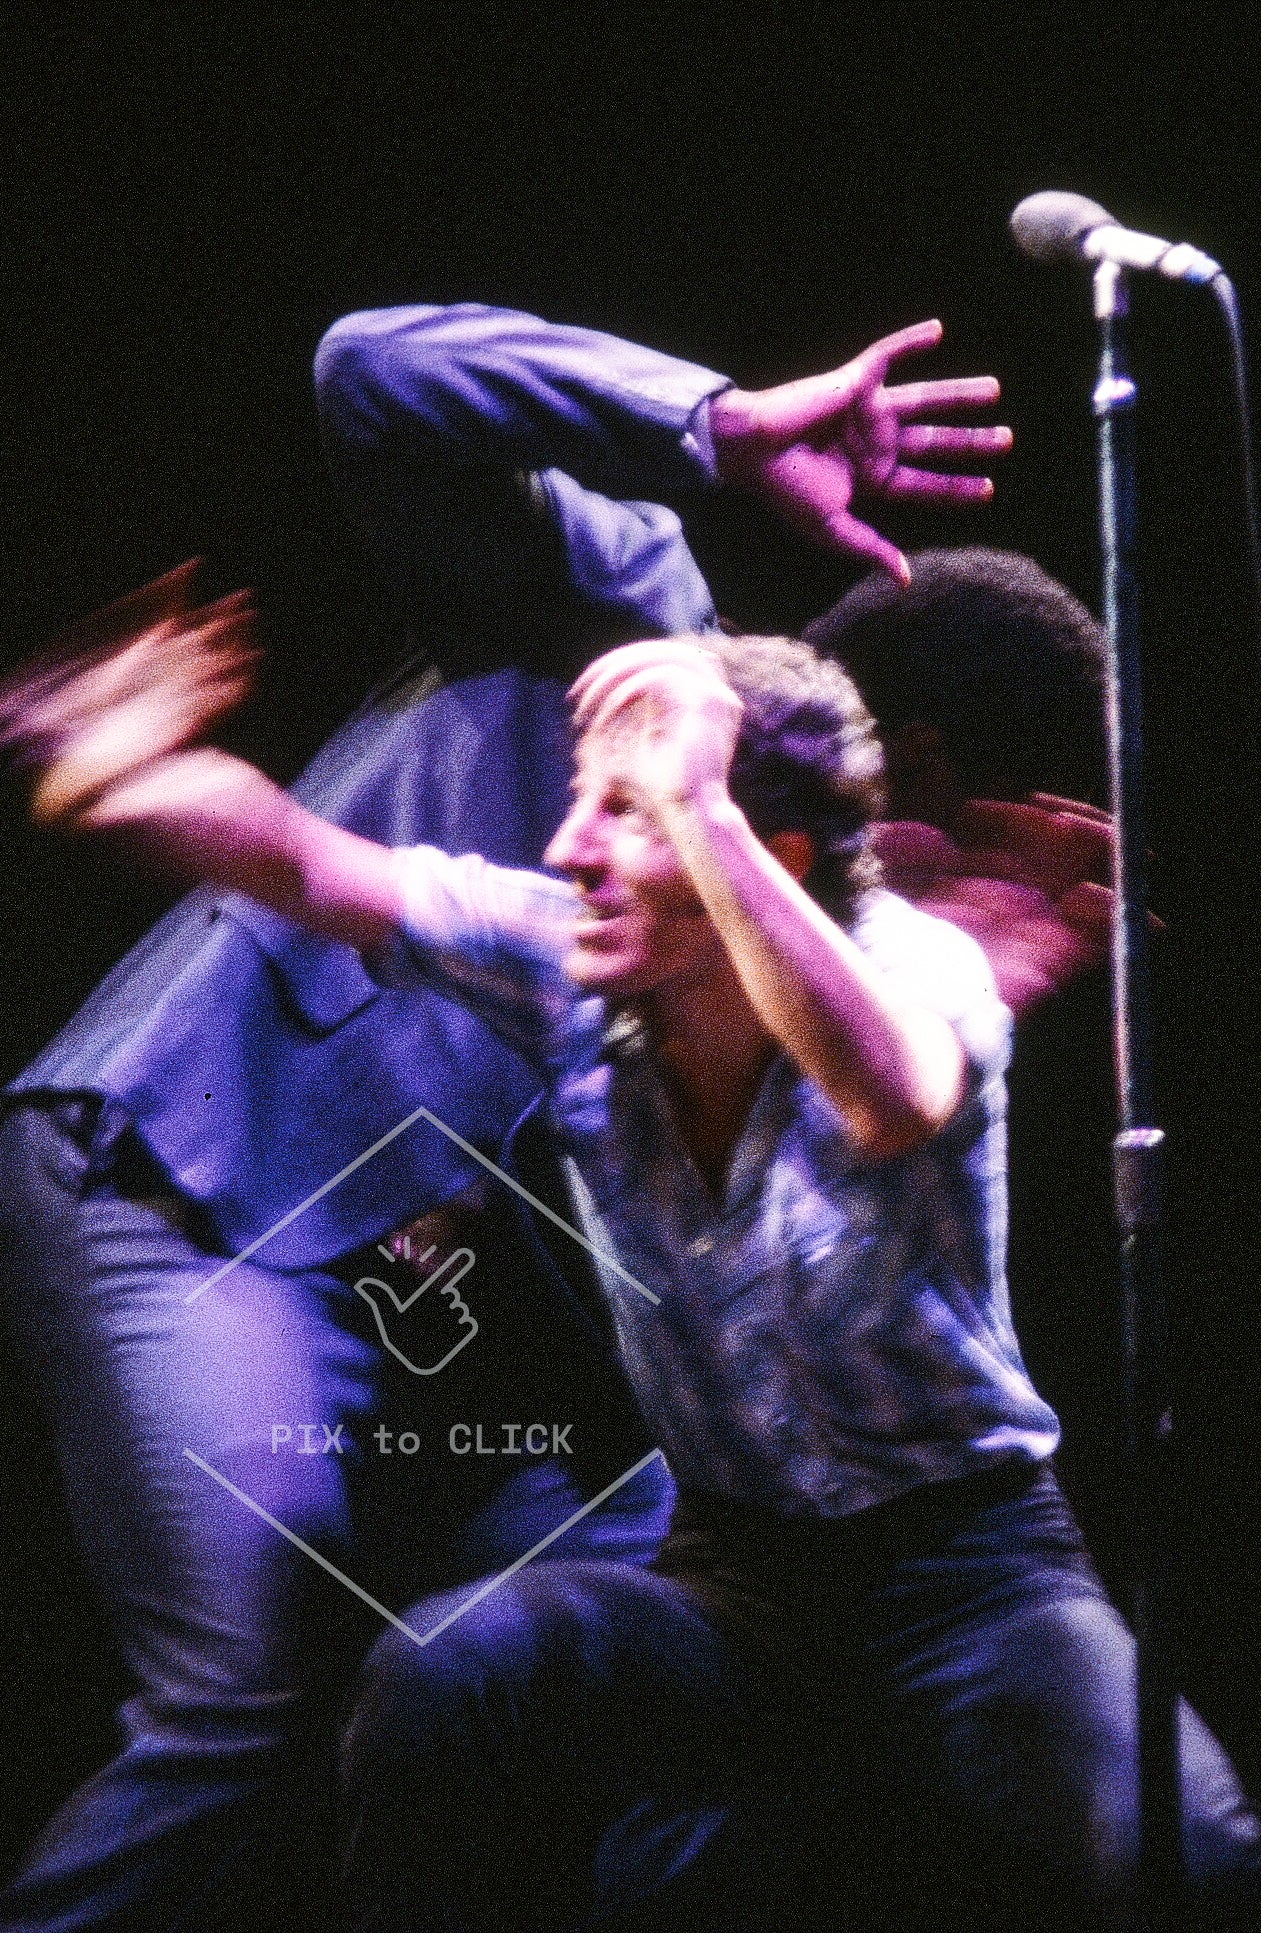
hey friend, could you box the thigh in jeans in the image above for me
[861,1473,1261,1930]
[340,1558,752,1933]
[0,1102,382,1737]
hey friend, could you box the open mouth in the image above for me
[571,904,637,955]
[574,914,626,940]
[575,898,629,926]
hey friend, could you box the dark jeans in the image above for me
[0,1101,672,1932]
[340,1466,1261,1933]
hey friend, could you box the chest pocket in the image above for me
[215,896,381,1036]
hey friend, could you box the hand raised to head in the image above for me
[568,638,743,819]
[710,320,1012,582]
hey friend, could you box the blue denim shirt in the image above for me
[373,846,1061,1521]
[8,306,729,1262]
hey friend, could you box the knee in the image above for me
[341,1562,676,1795]
[341,1576,550,1796]
[951,1590,1261,1921]
[1180,1704,1261,1914]
[338,1573,606,1932]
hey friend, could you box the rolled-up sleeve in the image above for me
[852,891,1013,1090]
[366,846,579,1071]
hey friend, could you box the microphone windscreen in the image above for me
[1010,191,1114,264]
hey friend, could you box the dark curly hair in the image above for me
[804,548,1107,806]
[707,632,886,925]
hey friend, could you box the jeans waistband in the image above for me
[665,1459,1054,1570]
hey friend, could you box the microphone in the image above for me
[1010,191,1222,284]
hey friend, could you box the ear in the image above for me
[881,721,965,828]
[766,828,816,883]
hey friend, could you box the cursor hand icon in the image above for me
[354,1239,479,1376]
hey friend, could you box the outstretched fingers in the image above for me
[179,593,260,700]
[118,592,259,747]
[1027,792,1114,827]
[813,319,947,415]
[953,799,1115,896]
[882,465,997,503]
[821,511,911,582]
[9,575,259,828]
[1,575,253,745]
[898,423,1013,458]
[850,317,946,380]
[1058,879,1114,946]
[739,320,946,444]
[70,593,257,740]
[886,376,1002,415]
[0,560,203,720]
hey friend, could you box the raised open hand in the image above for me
[710,320,1012,581]
[0,562,258,828]
[874,796,1117,1019]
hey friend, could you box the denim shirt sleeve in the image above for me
[312,303,725,651]
[365,845,580,1073]
[313,302,730,501]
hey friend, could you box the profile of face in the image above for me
[542,728,726,1001]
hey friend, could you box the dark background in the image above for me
[1,0,1259,1890]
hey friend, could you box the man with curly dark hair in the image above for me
[808,545,1107,812]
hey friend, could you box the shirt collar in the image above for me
[601,1006,649,1058]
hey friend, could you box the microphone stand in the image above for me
[1092,256,1181,1930]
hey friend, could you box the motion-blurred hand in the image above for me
[874,795,1116,1019]
[0,561,258,829]
[1,561,401,951]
